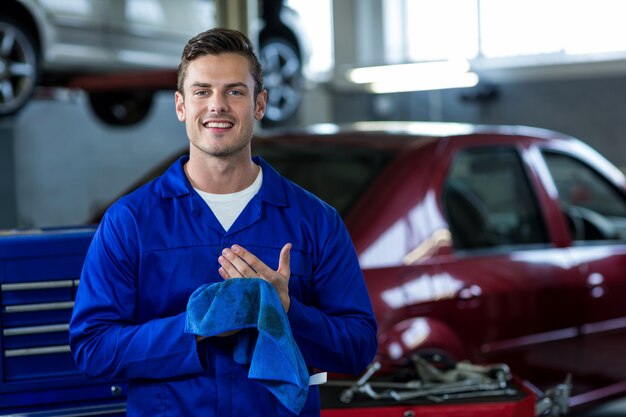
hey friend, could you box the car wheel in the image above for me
[258,37,303,126]
[88,91,154,126]
[0,17,39,118]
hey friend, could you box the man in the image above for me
[69,28,377,416]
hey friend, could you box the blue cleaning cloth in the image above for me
[185,278,309,415]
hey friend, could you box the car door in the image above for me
[432,140,590,389]
[540,147,626,388]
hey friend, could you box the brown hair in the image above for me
[177,28,264,97]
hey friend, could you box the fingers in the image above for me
[218,243,292,312]
[218,243,292,280]
[218,245,266,279]
[278,243,291,277]
[218,248,257,278]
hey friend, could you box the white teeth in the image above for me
[205,122,232,128]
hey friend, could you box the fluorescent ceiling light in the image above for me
[346,60,479,93]
[369,72,479,93]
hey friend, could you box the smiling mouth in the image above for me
[203,121,234,129]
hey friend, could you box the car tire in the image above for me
[258,36,303,126]
[0,16,39,118]
[88,91,154,126]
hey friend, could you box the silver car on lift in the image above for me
[0,0,306,126]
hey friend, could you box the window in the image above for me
[382,0,478,63]
[543,151,626,242]
[403,0,478,62]
[443,147,548,250]
[480,0,626,58]
[285,0,334,80]
[383,0,626,65]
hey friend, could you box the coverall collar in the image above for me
[159,155,288,208]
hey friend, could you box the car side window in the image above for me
[443,147,549,250]
[542,151,626,242]
[257,143,395,216]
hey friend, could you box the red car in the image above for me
[244,121,626,408]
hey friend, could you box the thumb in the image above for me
[278,243,291,277]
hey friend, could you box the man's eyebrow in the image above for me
[190,82,211,88]
[190,82,249,89]
[226,82,249,89]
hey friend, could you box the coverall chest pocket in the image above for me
[285,250,315,305]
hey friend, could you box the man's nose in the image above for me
[209,94,228,113]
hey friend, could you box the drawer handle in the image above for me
[1,280,77,291]
[5,345,71,357]
[5,301,75,313]
[4,323,69,336]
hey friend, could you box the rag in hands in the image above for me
[186,278,309,415]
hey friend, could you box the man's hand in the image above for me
[218,243,292,312]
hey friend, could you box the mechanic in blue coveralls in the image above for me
[69,28,377,416]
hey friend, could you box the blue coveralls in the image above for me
[69,156,378,417]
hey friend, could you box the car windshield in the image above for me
[253,142,396,216]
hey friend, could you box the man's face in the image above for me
[175,53,266,159]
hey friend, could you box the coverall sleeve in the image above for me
[287,209,378,376]
[69,207,205,380]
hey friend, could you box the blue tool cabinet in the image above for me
[0,228,126,416]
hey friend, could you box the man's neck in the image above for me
[185,151,259,194]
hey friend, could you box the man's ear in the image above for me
[255,89,268,120]
[175,91,185,121]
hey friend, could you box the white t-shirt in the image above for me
[194,167,263,231]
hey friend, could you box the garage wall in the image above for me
[7,92,187,228]
[0,123,17,228]
[329,74,626,174]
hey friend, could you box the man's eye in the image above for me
[194,90,208,96]
[229,90,243,96]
